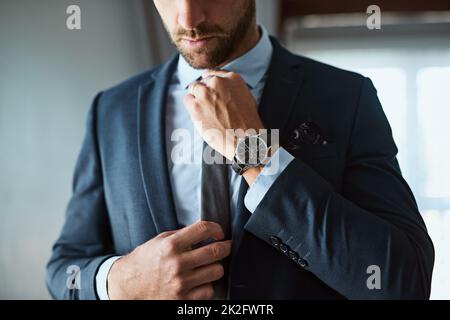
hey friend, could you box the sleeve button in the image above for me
[279,243,289,254]
[297,258,308,268]
[270,236,281,247]
[288,250,299,261]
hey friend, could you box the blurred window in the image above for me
[285,13,450,299]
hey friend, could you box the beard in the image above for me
[166,0,256,69]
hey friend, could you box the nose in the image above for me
[177,0,206,30]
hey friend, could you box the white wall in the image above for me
[256,0,280,36]
[0,0,158,299]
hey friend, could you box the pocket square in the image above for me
[285,121,327,150]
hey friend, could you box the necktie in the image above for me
[201,142,231,299]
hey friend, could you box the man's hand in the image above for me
[107,221,232,300]
[183,70,265,161]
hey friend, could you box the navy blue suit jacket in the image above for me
[46,38,434,300]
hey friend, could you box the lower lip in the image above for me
[182,37,214,48]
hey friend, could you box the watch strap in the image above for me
[231,155,249,175]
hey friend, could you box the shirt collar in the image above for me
[178,25,273,90]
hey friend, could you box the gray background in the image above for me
[0,0,278,299]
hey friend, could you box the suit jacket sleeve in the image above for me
[245,78,435,299]
[46,92,114,300]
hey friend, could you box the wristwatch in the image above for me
[231,131,272,175]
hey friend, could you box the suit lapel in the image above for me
[259,37,306,142]
[137,56,180,234]
[229,38,306,276]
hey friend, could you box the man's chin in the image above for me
[177,40,230,69]
[180,51,220,70]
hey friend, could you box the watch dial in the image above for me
[236,136,268,165]
[236,140,248,164]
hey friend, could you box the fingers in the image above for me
[202,69,240,80]
[185,82,216,119]
[201,74,225,89]
[188,81,211,100]
[182,239,232,269]
[183,93,196,112]
[200,71,244,101]
[170,220,224,250]
[157,230,178,239]
[186,72,240,105]
[186,283,215,300]
[184,262,225,291]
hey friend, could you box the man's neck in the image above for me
[217,23,261,68]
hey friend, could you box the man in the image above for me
[46,0,434,300]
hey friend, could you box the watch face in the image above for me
[236,135,268,166]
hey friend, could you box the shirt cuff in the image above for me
[244,147,294,213]
[95,256,122,300]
